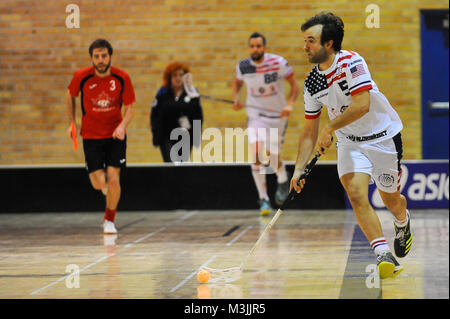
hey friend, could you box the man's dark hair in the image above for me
[248,32,266,46]
[300,12,344,51]
[89,39,113,56]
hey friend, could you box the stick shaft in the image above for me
[182,74,280,115]
[200,95,281,115]
[239,208,284,269]
[239,151,322,270]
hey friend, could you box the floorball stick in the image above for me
[71,122,78,151]
[202,151,323,283]
[183,73,281,116]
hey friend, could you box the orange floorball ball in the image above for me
[197,269,210,283]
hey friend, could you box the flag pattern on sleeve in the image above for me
[350,64,366,78]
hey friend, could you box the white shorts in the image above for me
[337,133,403,193]
[247,116,287,154]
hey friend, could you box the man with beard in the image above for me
[290,13,412,279]
[66,39,135,234]
[233,32,300,216]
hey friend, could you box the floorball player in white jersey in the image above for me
[232,32,300,216]
[290,12,413,279]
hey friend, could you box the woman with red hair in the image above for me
[150,62,203,162]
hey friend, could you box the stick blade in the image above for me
[71,123,78,151]
[183,73,200,98]
[201,266,242,283]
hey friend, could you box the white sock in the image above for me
[370,237,390,256]
[251,164,269,201]
[394,210,409,228]
[276,162,288,183]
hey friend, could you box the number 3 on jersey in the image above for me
[110,80,116,91]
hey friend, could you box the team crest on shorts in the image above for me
[378,174,395,187]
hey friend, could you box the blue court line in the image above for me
[339,224,382,299]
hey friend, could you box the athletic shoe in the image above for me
[394,210,413,258]
[103,220,117,234]
[377,251,404,279]
[275,181,289,206]
[259,199,272,216]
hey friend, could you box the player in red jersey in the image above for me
[66,39,135,234]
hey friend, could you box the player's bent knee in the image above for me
[91,180,105,191]
[89,169,106,190]
[347,192,370,211]
[89,176,106,190]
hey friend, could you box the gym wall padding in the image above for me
[0,163,346,213]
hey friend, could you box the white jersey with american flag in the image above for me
[304,50,403,145]
[235,53,294,119]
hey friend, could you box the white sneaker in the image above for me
[103,220,117,234]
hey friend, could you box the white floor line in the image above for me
[30,211,198,296]
[169,225,253,293]
[175,210,199,223]
[128,226,167,246]
[226,225,253,246]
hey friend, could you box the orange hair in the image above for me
[163,62,190,87]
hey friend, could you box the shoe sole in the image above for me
[378,262,404,279]
[392,266,404,278]
[260,209,271,216]
[378,262,396,279]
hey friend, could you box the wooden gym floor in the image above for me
[0,209,447,299]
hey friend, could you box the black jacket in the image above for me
[150,86,203,147]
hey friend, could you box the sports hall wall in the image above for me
[1,0,448,165]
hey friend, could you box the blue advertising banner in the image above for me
[345,160,449,209]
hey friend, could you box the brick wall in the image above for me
[0,0,448,164]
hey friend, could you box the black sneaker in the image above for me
[275,181,289,206]
[394,210,413,258]
[377,251,404,279]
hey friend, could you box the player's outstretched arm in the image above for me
[290,117,320,193]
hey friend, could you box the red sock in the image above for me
[104,208,116,222]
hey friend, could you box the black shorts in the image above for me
[83,137,127,173]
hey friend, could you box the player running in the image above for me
[290,13,412,279]
[66,39,136,234]
[233,32,300,216]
